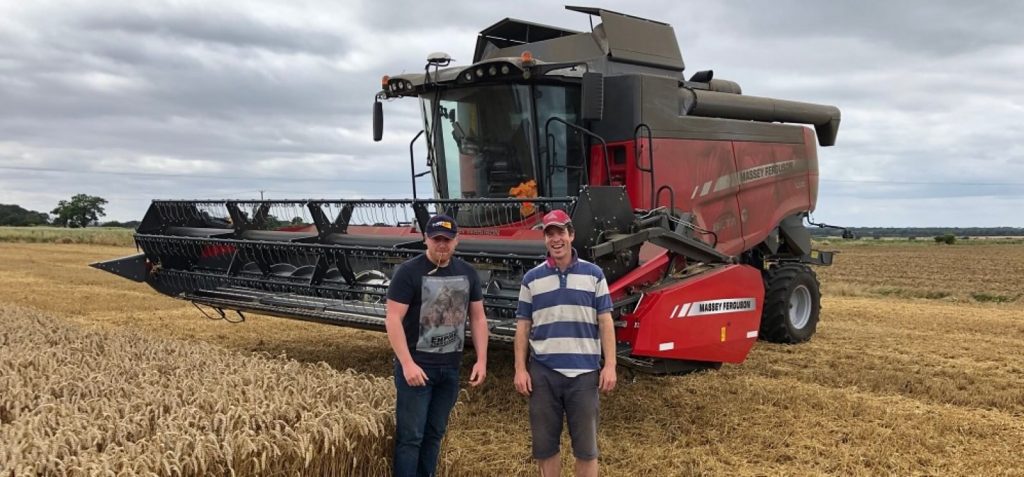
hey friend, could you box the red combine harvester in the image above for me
[94,6,842,373]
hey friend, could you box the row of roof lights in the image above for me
[381,76,414,92]
[463,64,512,81]
[383,52,534,91]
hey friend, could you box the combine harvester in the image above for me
[94,6,842,373]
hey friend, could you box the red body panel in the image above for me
[619,264,765,363]
[591,133,818,257]
[732,141,814,252]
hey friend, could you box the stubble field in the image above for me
[1,241,1022,476]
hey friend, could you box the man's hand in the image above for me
[514,369,532,396]
[599,365,617,393]
[596,312,617,393]
[402,361,429,387]
[468,360,487,387]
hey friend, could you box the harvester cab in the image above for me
[93,6,841,374]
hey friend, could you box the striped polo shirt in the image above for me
[516,250,613,377]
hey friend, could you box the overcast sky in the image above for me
[1,1,1022,226]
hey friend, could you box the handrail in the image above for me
[656,185,676,216]
[634,124,656,207]
[544,116,612,186]
[408,130,426,198]
[543,130,587,197]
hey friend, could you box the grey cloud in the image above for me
[0,0,1021,227]
[722,1,1024,57]
[76,8,349,57]
[357,1,576,33]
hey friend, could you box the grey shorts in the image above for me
[528,360,600,460]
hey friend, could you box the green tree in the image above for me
[0,204,49,226]
[51,194,108,228]
[262,214,284,229]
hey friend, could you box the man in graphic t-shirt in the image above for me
[385,214,488,477]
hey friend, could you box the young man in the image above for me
[385,214,489,477]
[514,209,617,477]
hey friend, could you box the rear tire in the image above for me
[759,263,821,343]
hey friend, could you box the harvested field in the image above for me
[1,242,1023,476]
[817,242,1024,303]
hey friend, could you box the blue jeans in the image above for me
[393,361,461,477]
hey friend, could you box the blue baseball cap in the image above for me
[425,214,458,239]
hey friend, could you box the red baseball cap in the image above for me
[542,210,572,230]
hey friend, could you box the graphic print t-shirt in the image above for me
[386,255,483,368]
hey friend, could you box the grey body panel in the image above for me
[476,7,684,72]
[590,7,684,71]
[592,75,809,145]
[778,214,813,257]
[385,6,839,147]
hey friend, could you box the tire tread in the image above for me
[759,263,821,343]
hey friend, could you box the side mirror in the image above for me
[373,100,383,142]
[581,72,604,121]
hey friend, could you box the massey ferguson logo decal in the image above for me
[670,298,756,318]
[693,160,805,199]
[736,160,796,184]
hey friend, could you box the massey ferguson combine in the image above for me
[94,6,841,373]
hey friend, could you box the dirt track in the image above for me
[1,242,1022,476]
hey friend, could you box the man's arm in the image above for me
[467,300,488,386]
[385,299,428,386]
[513,319,532,396]
[513,276,533,396]
[597,312,617,393]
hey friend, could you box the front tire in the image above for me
[759,263,821,343]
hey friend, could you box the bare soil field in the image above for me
[1,242,1022,476]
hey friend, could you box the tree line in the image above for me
[807,226,1024,238]
[0,194,136,228]
[0,204,49,226]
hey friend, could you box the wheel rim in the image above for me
[789,284,812,329]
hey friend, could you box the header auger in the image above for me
[95,6,841,374]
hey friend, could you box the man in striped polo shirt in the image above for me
[514,209,617,477]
